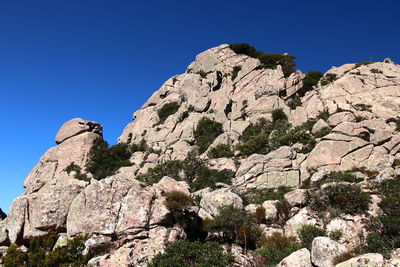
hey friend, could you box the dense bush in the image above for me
[309,184,371,216]
[196,70,208,78]
[297,225,326,249]
[64,162,89,181]
[3,234,89,267]
[158,102,180,123]
[271,108,288,122]
[298,71,323,96]
[237,113,320,156]
[231,65,242,81]
[237,133,270,156]
[191,167,234,191]
[205,205,262,250]
[194,117,223,154]
[257,232,300,267]
[314,170,364,187]
[86,142,134,180]
[136,160,183,185]
[370,69,383,74]
[361,176,400,257]
[136,153,234,191]
[229,43,296,77]
[240,186,291,205]
[328,230,343,241]
[148,241,234,267]
[208,144,234,159]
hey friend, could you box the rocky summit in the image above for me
[1,44,400,267]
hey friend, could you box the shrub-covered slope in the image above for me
[1,44,400,267]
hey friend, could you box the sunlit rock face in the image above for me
[3,44,400,266]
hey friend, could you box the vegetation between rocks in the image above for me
[2,233,89,267]
[158,102,180,123]
[136,152,234,191]
[194,117,223,154]
[148,240,234,267]
[229,43,296,77]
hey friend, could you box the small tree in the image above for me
[205,205,261,250]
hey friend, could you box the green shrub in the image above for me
[3,244,28,267]
[231,66,242,81]
[310,184,371,216]
[370,68,383,74]
[329,230,343,241]
[229,43,261,58]
[240,186,291,205]
[355,61,375,68]
[136,160,184,185]
[237,117,319,156]
[191,167,234,191]
[361,176,400,257]
[257,232,300,267]
[317,109,330,121]
[136,153,233,191]
[164,191,193,211]
[299,71,323,96]
[314,170,364,187]
[196,70,208,78]
[208,144,234,159]
[205,205,262,249]
[320,73,337,86]
[229,43,296,77]
[3,234,89,267]
[177,111,189,123]
[194,117,223,154]
[314,127,331,138]
[86,142,134,180]
[237,133,269,156]
[158,102,180,123]
[297,225,326,249]
[272,108,288,122]
[148,241,234,267]
[63,162,89,181]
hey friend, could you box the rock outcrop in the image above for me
[2,44,400,266]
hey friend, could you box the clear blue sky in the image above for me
[0,0,399,213]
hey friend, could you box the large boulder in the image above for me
[278,248,312,267]
[198,188,243,219]
[55,118,102,144]
[67,176,154,236]
[311,237,347,267]
[335,253,384,267]
[284,208,323,237]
